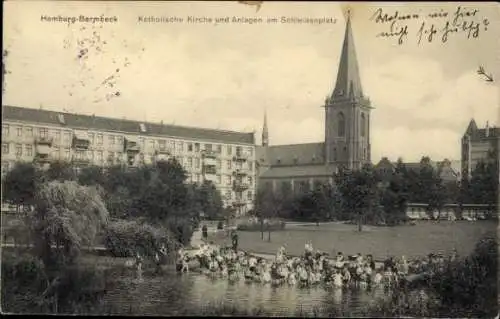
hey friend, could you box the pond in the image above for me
[101,266,392,316]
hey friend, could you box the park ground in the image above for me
[207,220,497,261]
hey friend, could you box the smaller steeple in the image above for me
[262,109,269,147]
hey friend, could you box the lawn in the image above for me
[209,220,497,261]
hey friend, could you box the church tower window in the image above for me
[361,113,366,137]
[337,112,345,137]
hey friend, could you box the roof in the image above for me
[331,14,363,100]
[2,105,255,145]
[259,164,336,179]
[259,142,326,167]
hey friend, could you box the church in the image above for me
[256,13,372,195]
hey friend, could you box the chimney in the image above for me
[485,121,490,137]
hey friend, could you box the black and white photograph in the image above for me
[1,1,499,317]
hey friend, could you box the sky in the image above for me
[3,1,500,163]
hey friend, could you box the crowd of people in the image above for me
[175,240,458,290]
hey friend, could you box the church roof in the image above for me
[258,142,325,167]
[260,164,336,179]
[331,12,363,100]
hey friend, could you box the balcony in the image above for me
[34,153,51,163]
[233,169,247,177]
[203,164,217,175]
[124,139,140,153]
[232,180,250,191]
[35,136,53,146]
[156,148,172,155]
[202,150,218,159]
[71,156,91,166]
[232,199,246,207]
[233,153,248,162]
[72,134,90,150]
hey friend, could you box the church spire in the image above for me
[262,109,269,147]
[332,10,363,100]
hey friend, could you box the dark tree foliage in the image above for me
[45,161,77,182]
[2,162,44,210]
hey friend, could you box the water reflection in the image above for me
[103,267,389,316]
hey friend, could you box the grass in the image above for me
[209,220,497,261]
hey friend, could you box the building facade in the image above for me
[2,105,257,214]
[461,119,499,179]
[257,12,372,195]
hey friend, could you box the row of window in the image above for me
[2,124,254,156]
[2,142,255,171]
[264,179,328,194]
[187,173,253,187]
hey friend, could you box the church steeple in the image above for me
[332,10,363,100]
[262,109,269,147]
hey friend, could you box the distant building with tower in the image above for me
[256,12,372,195]
[461,119,499,179]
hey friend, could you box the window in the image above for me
[247,176,253,184]
[216,160,221,169]
[337,112,345,137]
[361,113,366,137]
[226,160,232,170]
[1,162,9,175]
[26,127,33,137]
[236,146,242,156]
[196,173,201,183]
[64,149,71,160]
[176,141,183,152]
[194,143,200,152]
[16,126,22,137]
[333,148,337,161]
[26,144,33,156]
[216,175,221,184]
[227,145,232,155]
[159,140,166,150]
[97,151,103,161]
[187,157,193,168]
[167,140,174,150]
[63,132,71,144]
[225,175,231,185]
[15,144,22,156]
[58,114,65,124]
[39,128,48,138]
[116,152,123,161]
[195,158,200,169]
[55,131,61,142]
[2,143,9,154]
[88,133,94,144]
[2,125,9,136]
[247,190,253,201]
[117,136,123,145]
[139,123,146,133]
[225,190,232,200]
[149,139,155,149]
[109,135,115,145]
[205,144,212,152]
[216,145,222,153]
[236,161,242,169]
[52,146,60,159]
[247,147,253,156]
[187,143,193,152]
[247,161,253,171]
[97,134,103,145]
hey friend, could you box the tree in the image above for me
[2,161,44,212]
[381,161,410,225]
[255,188,282,241]
[45,161,76,182]
[29,180,109,269]
[78,165,105,187]
[195,180,224,220]
[335,164,380,231]
[468,150,498,217]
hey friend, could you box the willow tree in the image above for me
[29,180,109,269]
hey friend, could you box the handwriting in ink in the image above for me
[376,20,409,45]
[451,6,478,26]
[370,8,420,24]
[441,20,480,43]
[427,9,448,19]
[416,22,437,45]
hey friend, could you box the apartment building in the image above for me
[1,105,256,214]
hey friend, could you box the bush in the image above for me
[103,219,178,258]
[236,219,286,232]
[166,218,194,247]
[217,221,224,230]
